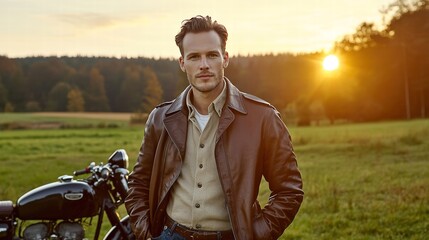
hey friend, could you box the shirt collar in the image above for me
[186,80,227,118]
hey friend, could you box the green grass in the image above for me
[1,116,428,239]
[277,119,429,239]
[0,128,143,195]
[0,112,128,129]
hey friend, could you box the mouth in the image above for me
[196,72,214,78]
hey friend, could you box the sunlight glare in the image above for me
[323,54,339,71]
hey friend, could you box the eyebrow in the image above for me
[186,50,220,57]
[207,51,220,55]
[185,53,199,59]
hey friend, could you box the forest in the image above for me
[0,0,428,125]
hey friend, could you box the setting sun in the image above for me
[323,54,339,71]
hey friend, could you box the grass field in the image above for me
[0,112,131,130]
[0,113,428,239]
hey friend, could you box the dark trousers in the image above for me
[152,227,186,240]
[153,216,234,240]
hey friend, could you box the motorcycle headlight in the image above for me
[108,149,129,169]
[55,221,84,240]
[23,222,49,240]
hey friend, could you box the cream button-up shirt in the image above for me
[166,81,231,231]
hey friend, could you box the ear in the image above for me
[179,56,186,72]
[223,51,230,68]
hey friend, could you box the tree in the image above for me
[0,56,26,111]
[27,58,74,110]
[334,22,389,52]
[85,67,110,112]
[67,88,85,112]
[117,65,143,112]
[380,0,429,23]
[46,82,72,111]
[0,79,8,111]
[25,101,42,112]
[96,60,125,112]
[384,0,429,118]
[140,67,163,113]
[116,64,162,112]
[4,102,14,112]
[329,0,429,121]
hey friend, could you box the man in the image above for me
[125,15,303,240]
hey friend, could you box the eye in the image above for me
[188,55,200,60]
[208,53,219,58]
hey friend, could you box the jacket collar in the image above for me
[163,78,245,157]
[165,77,247,116]
[224,77,247,115]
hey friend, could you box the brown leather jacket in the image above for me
[125,79,304,240]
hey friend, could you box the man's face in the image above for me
[179,30,229,95]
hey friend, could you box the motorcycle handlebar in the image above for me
[94,166,111,187]
[73,162,95,176]
[73,162,129,194]
[74,168,90,176]
[114,168,129,199]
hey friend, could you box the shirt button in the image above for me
[195,224,202,229]
[195,203,200,208]
[197,183,202,188]
[199,143,205,148]
[199,164,203,169]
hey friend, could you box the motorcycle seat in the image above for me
[0,201,13,217]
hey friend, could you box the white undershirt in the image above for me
[194,110,210,131]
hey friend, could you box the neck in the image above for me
[191,81,224,115]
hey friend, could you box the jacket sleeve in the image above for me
[125,110,158,240]
[253,109,304,239]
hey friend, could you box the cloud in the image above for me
[54,12,145,29]
[55,12,118,28]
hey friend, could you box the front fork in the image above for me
[104,199,130,239]
[93,190,131,240]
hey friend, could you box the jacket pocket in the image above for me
[252,201,272,240]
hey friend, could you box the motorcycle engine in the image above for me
[23,223,49,240]
[22,221,84,240]
[55,221,85,240]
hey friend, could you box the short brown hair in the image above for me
[175,15,228,56]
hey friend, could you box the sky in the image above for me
[0,0,395,58]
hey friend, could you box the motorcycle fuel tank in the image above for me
[16,181,99,220]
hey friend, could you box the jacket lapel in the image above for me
[163,86,190,160]
[216,107,234,143]
[216,78,247,142]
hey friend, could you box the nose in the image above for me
[199,57,209,70]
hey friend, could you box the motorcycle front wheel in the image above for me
[103,215,135,240]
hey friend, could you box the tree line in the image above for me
[0,56,181,113]
[0,0,428,125]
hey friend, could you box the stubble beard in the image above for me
[188,72,224,93]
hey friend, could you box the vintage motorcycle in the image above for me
[0,149,135,240]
